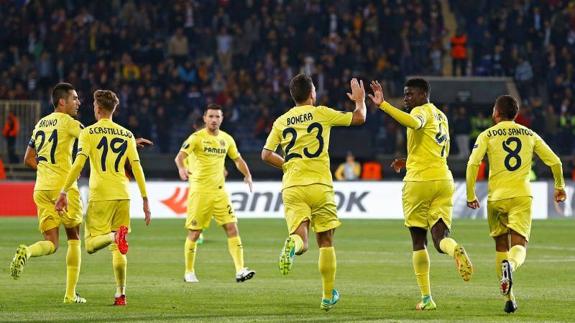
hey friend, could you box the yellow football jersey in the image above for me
[180,128,240,192]
[404,103,453,182]
[77,118,140,201]
[467,121,564,201]
[263,105,353,190]
[29,112,83,191]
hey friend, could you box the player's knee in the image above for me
[432,238,443,253]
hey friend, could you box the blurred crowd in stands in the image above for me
[0,0,574,158]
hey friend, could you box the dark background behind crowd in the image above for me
[1,0,574,161]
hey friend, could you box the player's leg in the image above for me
[63,225,85,303]
[214,191,254,282]
[184,229,202,282]
[311,185,341,311]
[62,188,85,303]
[316,228,339,311]
[409,227,436,310]
[84,201,117,254]
[489,199,517,313]
[10,191,60,279]
[279,187,312,275]
[430,220,473,282]
[221,222,255,282]
[429,180,473,281]
[110,201,130,306]
[505,197,531,275]
[403,182,436,310]
[184,191,212,282]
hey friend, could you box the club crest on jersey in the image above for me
[219,139,226,147]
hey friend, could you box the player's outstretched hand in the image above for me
[368,80,385,106]
[55,192,68,213]
[346,78,365,102]
[467,199,480,209]
[178,167,189,181]
[244,175,253,193]
[143,198,151,226]
[555,188,566,203]
[390,158,406,173]
[136,138,154,148]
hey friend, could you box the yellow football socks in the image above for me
[65,240,81,300]
[227,236,244,273]
[413,249,431,297]
[184,238,197,273]
[508,245,527,271]
[27,240,55,257]
[439,237,457,257]
[86,233,114,254]
[318,247,336,299]
[290,234,304,254]
[111,243,127,295]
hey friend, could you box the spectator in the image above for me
[453,107,471,158]
[450,28,468,76]
[2,111,20,163]
[335,152,361,181]
[168,28,189,65]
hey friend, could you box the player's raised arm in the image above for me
[127,136,151,225]
[347,78,367,126]
[369,80,424,129]
[465,132,488,209]
[533,134,566,202]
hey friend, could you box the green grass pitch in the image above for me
[0,218,573,322]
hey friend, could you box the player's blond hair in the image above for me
[93,90,119,112]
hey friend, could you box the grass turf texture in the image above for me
[0,218,573,322]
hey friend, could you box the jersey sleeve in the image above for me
[67,119,84,138]
[467,132,488,166]
[76,129,90,158]
[263,122,281,151]
[28,128,37,148]
[320,106,353,127]
[379,102,424,129]
[409,106,427,130]
[227,135,240,160]
[533,133,565,189]
[126,135,140,162]
[180,134,198,155]
[466,131,488,201]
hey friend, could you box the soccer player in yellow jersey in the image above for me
[55,89,151,306]
[369,78,473,310]
[175,104,255,284]
[261,74,367,311]
[9,83,86,304]
[466,95,566,313]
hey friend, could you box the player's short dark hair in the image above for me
[289,73,313,104]
[404,78,430,95]
[52,83,75,107]
[495,95,519,120]
[204,103,223,114]
[93,89,119,111]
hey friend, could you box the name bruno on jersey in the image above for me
[88,126,133,138]
[38,118,59,128]
[485,127,534,137]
